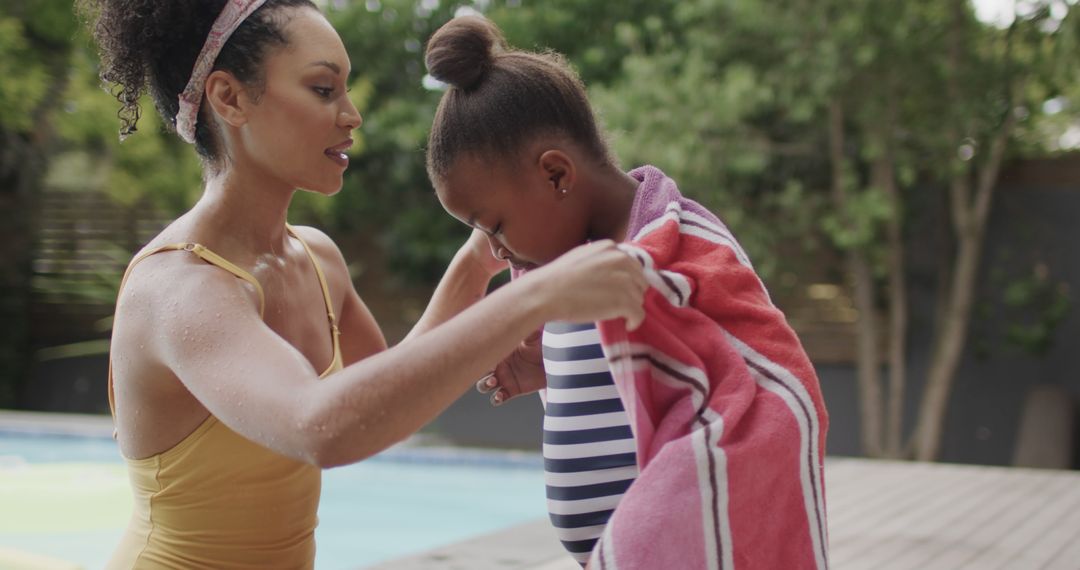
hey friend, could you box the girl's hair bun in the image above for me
[425,15,506,91]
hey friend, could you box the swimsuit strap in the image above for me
[286,225,343,374]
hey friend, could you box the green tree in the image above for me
[590,0,1079,460]
[0,1,80,406]
[323,0,685,282]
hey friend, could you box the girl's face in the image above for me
[235,8,361,195]
[436,153,590,270]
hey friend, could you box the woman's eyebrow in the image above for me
[307,60,341,74]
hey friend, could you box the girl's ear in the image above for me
[538,149,576,199]
[204,70,250,129]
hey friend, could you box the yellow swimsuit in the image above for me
[106,226,343,569]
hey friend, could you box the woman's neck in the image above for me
[193,161,296,257]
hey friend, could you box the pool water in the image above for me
[0,432,546,569]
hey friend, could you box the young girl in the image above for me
[425,16,830,570]
[80,1,646,567]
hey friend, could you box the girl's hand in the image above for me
[523,240,648,331]
[476,328,545,405]
[464,228,509,278]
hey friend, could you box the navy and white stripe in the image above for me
[543,321,638,566]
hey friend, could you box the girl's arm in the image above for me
[402,229,507,342]
[299,226,505,362]
[475,329,546,405]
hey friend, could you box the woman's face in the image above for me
[435,153,590,270]
[237,7,361,195]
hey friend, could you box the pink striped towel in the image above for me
[590,166,829,569]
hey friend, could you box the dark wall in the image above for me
[821,158,1080,467]
[23,354,110,414]
[936,172,1080,467]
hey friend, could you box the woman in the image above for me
[79,1,647,567]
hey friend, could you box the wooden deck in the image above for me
[372,457,1080,569]
[827,458,1080,570]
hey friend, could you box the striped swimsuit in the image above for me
[542,321,639,566]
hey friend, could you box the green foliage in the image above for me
[487,0,682,83]
[0,0,80,131]
[0,0,85,407]
[977,260,1074,357]
[321,1,457,280]
[11,0,1080,350]
[821,187,893,250]
[1001,263,1073,355]
[10,0,79,48]
[51,42,204,213]
[324,0,691,282]
[0,17,51,131]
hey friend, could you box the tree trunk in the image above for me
[0,129,43,407]
[910,0,1023,461]
[912,109,1016,461]
[874,126,908,459]
[829,99,885,457]
[0,51,72,407]
[850,254,884,457]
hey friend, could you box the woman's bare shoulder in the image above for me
[289,225,351,282]
[115,248,262,331]
[290,224,343,257]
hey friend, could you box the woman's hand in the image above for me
[522,240,648,331]
[476,328,545,405]
[475,241,648,406]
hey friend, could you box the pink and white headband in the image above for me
[175,0,269,144]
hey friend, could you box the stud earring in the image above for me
[559,188,568,196]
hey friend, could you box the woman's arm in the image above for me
[134,239,645,468]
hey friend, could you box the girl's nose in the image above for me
[486,236,510,260]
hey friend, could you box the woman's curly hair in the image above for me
[78,0,315,162]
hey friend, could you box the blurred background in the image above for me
[1,0,1078,468]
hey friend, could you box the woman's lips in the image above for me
[325,149,349,168]
[325,139,353,168]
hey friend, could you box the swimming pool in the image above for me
[0,431,546,569]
